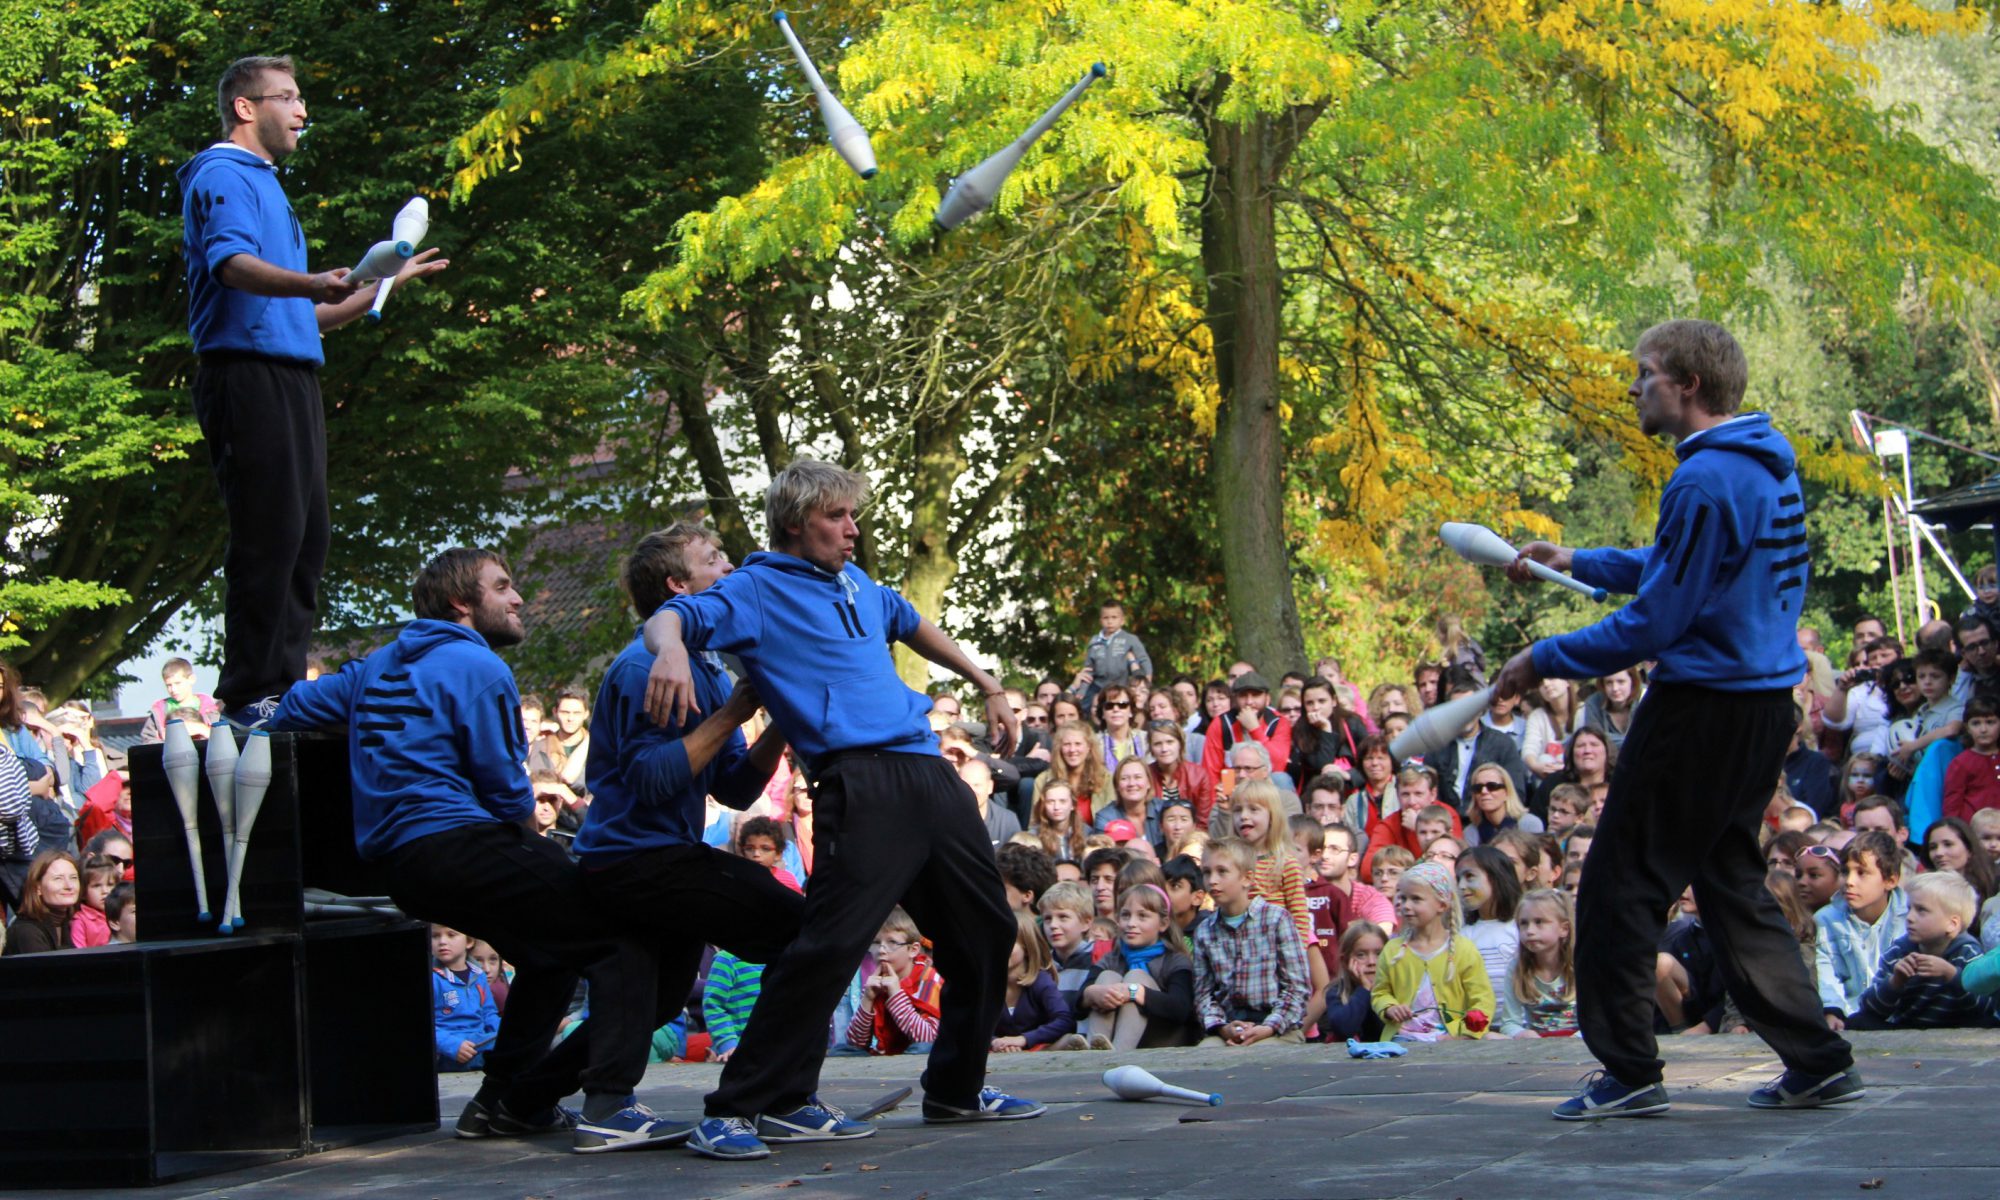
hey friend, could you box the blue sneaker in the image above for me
[690,1116,771,1160]
[1551,1071,1671,1121]
[488,1102,580,1137]
[1747,1067,1865,1110]
[755,1098,875,1143]
[220,695,284,731]
[921,1085,1047,1124]
[573,1103,694,1153]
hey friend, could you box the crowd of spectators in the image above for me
[9,594,2000,1061]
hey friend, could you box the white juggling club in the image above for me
[934,62,1107,231]
[204,725,239,924]
[1389,684,1496,761]
[1102,1065,1222,1107]
[774,12,877,180]
[1439,522,1608,603]
[162,718,211,923]
[366,196,430,322]
[222,729,273,933]
[348,238,413,287]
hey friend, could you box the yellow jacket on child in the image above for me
[1371,934,1495,1039]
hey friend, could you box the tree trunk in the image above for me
[667,380,755,561]
[1201,92,1320,677]
[894,408,969,689]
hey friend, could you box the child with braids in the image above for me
[1373,862,1494,1041]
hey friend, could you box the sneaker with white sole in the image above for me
[488,1102,580,1137]
[1747,1067,1865,1110]
[756,1098,875,1143]
[572,1103,693,1153]
[455,1097,496,1138]
[922,1085,1047,1124]
[690,1115,771,1160]
[221,694,285,731]
[1551,1071,1671,1121]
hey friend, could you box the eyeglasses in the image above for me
[1279,706,1303,716]
[871,939,914,951]
[1469,781,1506,793]
[1022,715,1049,726]
[99,854,132,868]
[1963,638,1994,653]
[1103,701,1131,710]
[246,92,304,107]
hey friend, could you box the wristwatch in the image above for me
[1127,982,1141,1002]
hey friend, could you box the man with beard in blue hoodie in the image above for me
[269,548,683,1153]
[180,55,446,724]
[1495,320,1858,1121]
[641,459,1044,1146]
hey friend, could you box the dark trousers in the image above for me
[1576,684,1852,1086]
[193,355,329,710]
[708,752,1015,1118]
[521,843,807,1108]
[382,823,651,1105]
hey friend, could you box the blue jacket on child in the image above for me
[432,965,500,1068]
[1535,414,1808,690]
[1815,889,1909,1016]
[269,620,532,858]
[660,552,933,771]
[177,144,322,365]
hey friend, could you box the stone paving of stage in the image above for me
[12,1031,1999,1199]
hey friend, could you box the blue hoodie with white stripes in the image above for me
[1533,413,1809,691]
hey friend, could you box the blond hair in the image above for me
[1010,910,1053,983]
[766,458,868,548]
[1037,881,1094,921]
[1232,779,1292,860]
[1204,836,1260,877]
[1635,319,1748,414]
[1905,871,1977,930]
[1511,888,1575,1005]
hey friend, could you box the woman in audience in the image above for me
[1050,695,1088,731]
[1043,721,1111,824]
[1289,676,1369,785]
[1368,683,1417,727]
[1189,680,1233,767]
[4,849,79,955]
[1521,679,1574,777]
[1312,657,1374,731]
[1030,779,1090,865]
[1347,734,1399,841]
[1095,758,1165,844]
[1465,764,1544,845]
[1577,667,1644,750]
[1145,721,1216,827]
[1144,689,1183,730]
[1926,816,1997,914]
[1094,686,1147,769]
[1535,727,1615,820]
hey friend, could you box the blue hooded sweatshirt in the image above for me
[268,619,532,858]
[1532,413,1808,690]
[572,632,771,866]
[178,144,323,365]
[661,551,933,771]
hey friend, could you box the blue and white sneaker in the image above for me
[1747,1067,1865,1110]
[690,1115,771,1160]
[1552,1071,1671,1121]
[572,1103,694,1153]
[487,1102,580,1137]
[755,1098,876,1143]
[921,1085,1047,1124]
[220,694,284,731]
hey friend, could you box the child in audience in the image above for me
[1370,845,1416,926]
[1797,843,1844,913]
[1192,838,1311,1046]
[1816,830,1909,1029]
[105,883,136,944]
[998,842,1058,914]
[1719,870,1819,1034]
[1544,784,1588,840]
[1944,695,2000,824]
[992,912,1074,1052]
[1039,881,1100,1013]
[847,907,942,1055]
[69,858,121,949]
[1321,920,1388,1043]
[1414,806,1456,854]
[1075,883,1197,1048]
[1032,781,1089,864]
[1457,845,1523,998]
[1851,872,1991,1028]
[1972,807,2000,864]
[1162,854,1212,942]
[1498,888,1577,1037]
[431,924,500,1072]
[737,816,802,893]
[1233,781,1315,950]
[1083,846,1129,918]
[1373,862,1493,1040]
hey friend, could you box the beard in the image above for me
[472,602,524,648]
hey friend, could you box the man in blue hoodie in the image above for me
[268,548,681,1153]
[642,459,1044,1140]
[180,55,446,723]
[1494,320,1858,1120]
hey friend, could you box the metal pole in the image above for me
[1901,449,1929,622]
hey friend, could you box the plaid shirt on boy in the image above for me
[1192,896,1310,1034]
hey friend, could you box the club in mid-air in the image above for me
[774,11,877,180]
[1388,684,1497,761]
[934,61,1107,231]
[1440,522,1608,603]
[366,196,430,321]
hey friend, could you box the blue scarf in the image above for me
[1122,941,1167,974]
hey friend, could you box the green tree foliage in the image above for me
[0,0,763,699]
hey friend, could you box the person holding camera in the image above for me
[1823,638,1905,758]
